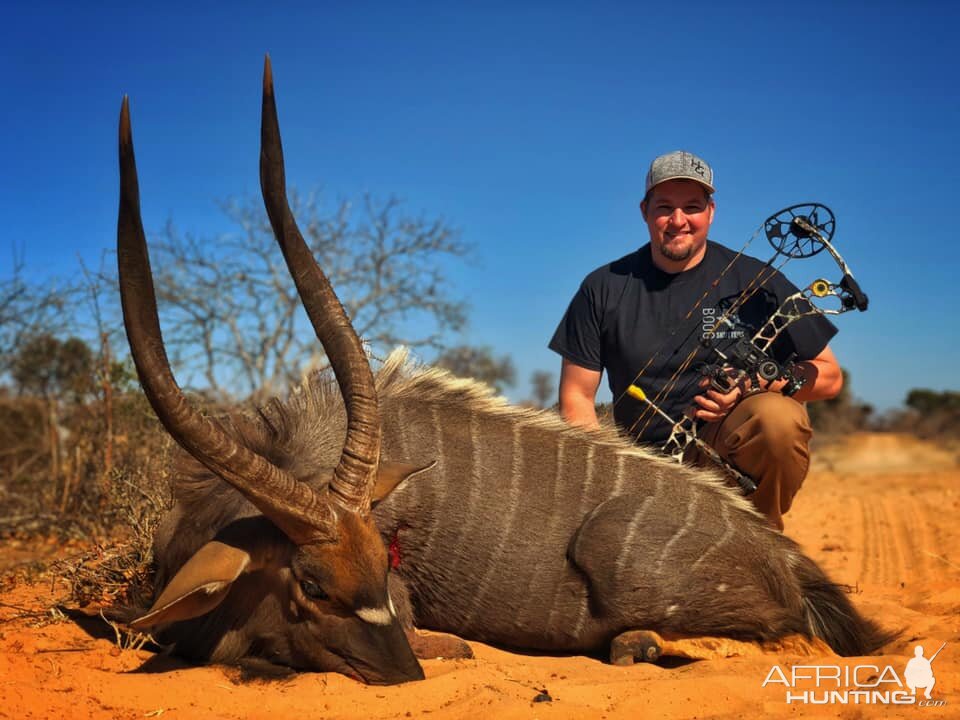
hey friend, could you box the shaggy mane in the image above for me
[367,348,757,515]
[171,346,758,519]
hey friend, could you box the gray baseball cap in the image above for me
[644,150,715,195]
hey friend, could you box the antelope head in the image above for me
[116,56,424,684]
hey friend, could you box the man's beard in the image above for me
[659,239,694,262]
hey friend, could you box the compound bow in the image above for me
[623,203,868,495]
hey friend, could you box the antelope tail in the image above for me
[794,555,899,656]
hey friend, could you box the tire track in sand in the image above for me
[888,495,931,587]
[858,494,932,589]
[858,496,892,587]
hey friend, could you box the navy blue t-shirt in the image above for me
[549,241,837,444]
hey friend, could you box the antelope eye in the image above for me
[300,580,329,601]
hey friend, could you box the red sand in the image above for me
[2,432,957,719]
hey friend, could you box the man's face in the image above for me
[641,180,715,266]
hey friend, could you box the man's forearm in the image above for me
[766,358,842,402]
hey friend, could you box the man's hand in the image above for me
[692,371,745,422]
[691,343,844,422]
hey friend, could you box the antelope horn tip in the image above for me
[263,54,273,93]
[119,95,131,145]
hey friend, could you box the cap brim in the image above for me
[648,175,715,194]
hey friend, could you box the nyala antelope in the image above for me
[117,56,892,684]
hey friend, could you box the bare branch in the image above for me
[0,246,79,376]
[119,189,473,398]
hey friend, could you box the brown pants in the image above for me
[697,391,813,531]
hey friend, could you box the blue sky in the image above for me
[2,1,957,411]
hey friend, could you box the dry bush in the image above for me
[0,394,48,510]
[0,391,170,614]
[877,407,960,443]
[0,361,254,612]
[50,532,157,611]
[1,389,173,544]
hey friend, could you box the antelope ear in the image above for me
[130,541,251,630]
[372,460,437,504]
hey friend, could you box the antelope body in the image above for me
[256,353,889,656]
[119,58,890,684]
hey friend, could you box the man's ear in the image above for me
[639,199,648,221]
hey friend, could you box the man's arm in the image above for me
[782,344,843,402]
[558,358,602,429]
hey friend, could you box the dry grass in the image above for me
[0,388,217,628]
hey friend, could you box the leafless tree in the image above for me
[0,265,24,330]
[138,191,471,400]
[0,248,75,374]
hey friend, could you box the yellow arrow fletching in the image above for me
[627,384,647,402]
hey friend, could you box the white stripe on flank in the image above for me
[614,495,655,580]
[356,606,392,626]
[567,440,599,617]
[612,453,626,497]
[543,437,568,636]
[570,584,590,638]
[416,405,447,560]
[461,421,524,630]
[517,435,568,635]
[466,409,483,519]
[445,410,484,621]
[655,492,699,577]
[584,444,595,492]
[691,503,732,573]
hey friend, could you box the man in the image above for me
[549,150,842,530]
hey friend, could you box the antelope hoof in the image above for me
[405,629,474,660]
[610,629,663,666]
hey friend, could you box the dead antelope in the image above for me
[117,57,427,684]
[120,57,892,682]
